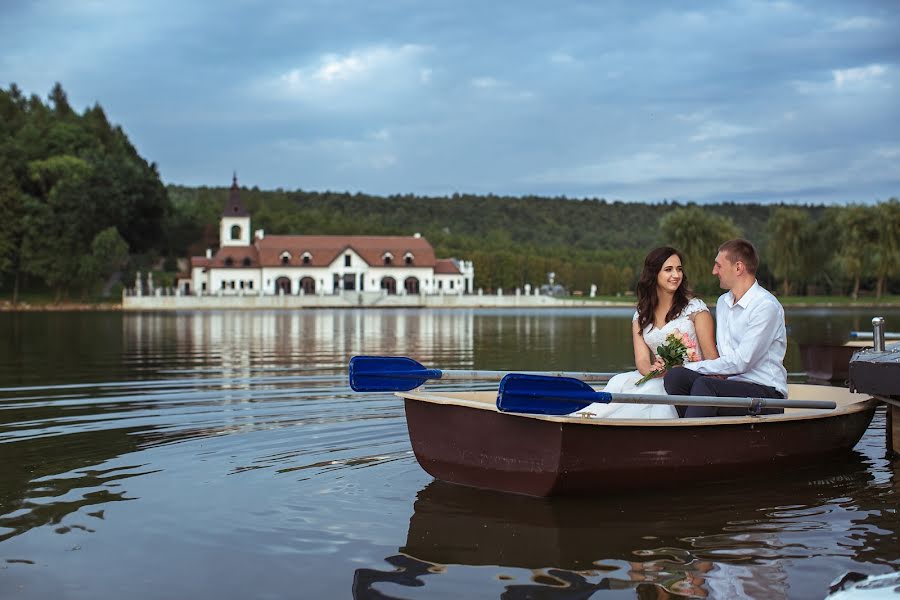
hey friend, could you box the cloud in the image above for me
[832,64,888,89]
[265,44,432,110]
[549,52,575,65]
[830,16,881,31]
[689,120,757,142]
[471,76,500,89]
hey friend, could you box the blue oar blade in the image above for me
[497,374,606,415]
[349,356,440,392]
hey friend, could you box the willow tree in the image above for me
[659,207,741,295]
[873,199,900,298]
[836,205,877,299]
[767,207,809,296]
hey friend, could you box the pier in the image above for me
[849,317,900,454]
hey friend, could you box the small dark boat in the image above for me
[398,384,876,497]
[799,341,870,381]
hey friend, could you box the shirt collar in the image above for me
[732,280,761,308]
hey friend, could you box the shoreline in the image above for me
[2,300,900,312]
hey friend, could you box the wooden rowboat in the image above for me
[398,384,876,497]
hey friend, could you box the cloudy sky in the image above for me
[2,0,899,203]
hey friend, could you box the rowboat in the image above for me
[398,384,876,497]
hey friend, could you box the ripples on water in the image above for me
[0,309,899,599]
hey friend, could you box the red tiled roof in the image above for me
[191,246,261,268]
[434,258,461,274]
[255,235,437,267]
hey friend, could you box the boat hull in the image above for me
[401,385,876,497]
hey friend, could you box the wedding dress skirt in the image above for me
[575,370,679,419]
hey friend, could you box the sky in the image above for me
[2,0,899,204]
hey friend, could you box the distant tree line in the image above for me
[169,185,898,298]
[1,83,897,302]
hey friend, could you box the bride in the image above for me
[576,246,718,419]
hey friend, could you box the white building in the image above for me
[184,176,474,297]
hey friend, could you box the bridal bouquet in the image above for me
[635,329,700,386]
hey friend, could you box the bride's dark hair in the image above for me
[635,246,693,332]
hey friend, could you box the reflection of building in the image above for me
[184,176,474,297]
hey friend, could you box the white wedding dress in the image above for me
[574,298,709,419]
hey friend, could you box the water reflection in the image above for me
[356,447,899,599]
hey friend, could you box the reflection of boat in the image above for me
[799,341,870,381]
[398,384,876,496]
[355,457,881,599]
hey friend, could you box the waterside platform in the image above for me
[121,292,621,310]
[849,341,900,453]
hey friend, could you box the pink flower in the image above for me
[689,351,699,362]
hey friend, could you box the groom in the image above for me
[663,239,787,417]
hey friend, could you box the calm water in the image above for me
[1,307,899,599]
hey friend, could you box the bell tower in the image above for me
[220,172,251,247]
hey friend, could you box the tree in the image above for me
[873,199,900,298]
[767,207,809,296]
[79,227,130,297]
[659,207,741,295]
[835,205,877,299]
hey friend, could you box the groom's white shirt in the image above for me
[684,280,788,397]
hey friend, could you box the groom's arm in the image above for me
[683,301,781,376]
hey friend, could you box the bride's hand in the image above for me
[651,357,666,375]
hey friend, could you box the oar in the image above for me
[348,356,616,392]
[849,331,900,340]
[496,373,837,416]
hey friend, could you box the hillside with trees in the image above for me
[0,83,897,303]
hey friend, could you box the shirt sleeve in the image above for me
[684,300,781,376]
[632,310,639,322]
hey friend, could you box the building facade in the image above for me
[185,177,474,297]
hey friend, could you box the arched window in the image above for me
[381,277,397,295]
[404,252,414,265]
[231,225,242,240]
[300,277,315,294]
[280,251,291,265]
[404,277,420,294]
[302,252,312,265]
[242,257,252,267]
[224,257,234,267]
[383,252,393,266]
[275,277,291,294]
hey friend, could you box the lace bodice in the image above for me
[632,297,709,359]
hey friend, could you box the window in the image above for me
[302,253,312,265]
[344,254,352,267]
[449,280,454,290]
[383,252,394,265]
[224,257,234,267]
[404,252,414,265]
[248,281,254,290]
[280,251,291,265]
[242,257,252,267]
[231,225,242,240]
[438,280,443,290]
[239,281,245,289]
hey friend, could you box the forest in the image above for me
[1,83,897,302]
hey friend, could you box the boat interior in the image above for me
[398,383,875,426]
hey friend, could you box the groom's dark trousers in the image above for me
[664,368,784,418]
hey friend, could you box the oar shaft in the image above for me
[603,392,835,410]
[437,370,614,382]
[850,331,900,339]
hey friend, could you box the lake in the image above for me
[1,307,899,599]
